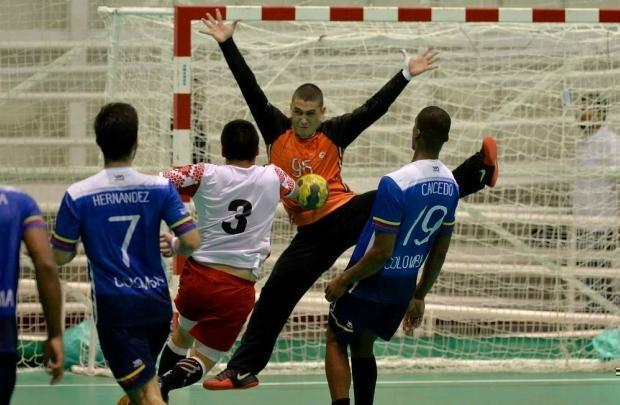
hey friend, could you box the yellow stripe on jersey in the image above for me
[442,220,456,226]
[372,217,400,226]
[51,231,79,244]
[169,216,192,229]
[117,364,146,382]
[23,215,44,225]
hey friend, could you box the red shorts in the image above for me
[174,259,255,352]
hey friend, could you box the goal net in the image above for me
[10,5,620,374]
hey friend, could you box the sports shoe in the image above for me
[202,368,259,390]
[159,373,170,403]
[117,377,168,404]
[480,136,499,187]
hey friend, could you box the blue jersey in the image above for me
[349,160,459,304]
[0,187,47,352]
[51,168,195,327]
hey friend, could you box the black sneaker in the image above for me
[202,368,259,390]
[159,372,170,403]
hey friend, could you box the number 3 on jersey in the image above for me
[108,215,140,267]
[222,199,253,235]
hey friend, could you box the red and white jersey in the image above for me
[162,163,295,276]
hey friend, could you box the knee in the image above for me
[326,327,347,352]
[350,342,374,358]
[172,327,193,349]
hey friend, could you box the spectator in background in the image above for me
[573,93,620,310]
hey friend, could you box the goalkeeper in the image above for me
[200,10,499,390]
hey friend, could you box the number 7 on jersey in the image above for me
[108,215,140,267]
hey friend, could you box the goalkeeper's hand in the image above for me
[401,48,439,80]
[200,8,238,43]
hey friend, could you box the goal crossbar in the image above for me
[98,5,620,165]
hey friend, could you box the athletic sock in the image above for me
[160,356,205,400]
[351,356,377,405]
[158,339,188,377]
[332,399,350,405]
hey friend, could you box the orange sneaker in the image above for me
[202,368,259,391]
[480,136,499,187]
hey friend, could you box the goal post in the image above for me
[67,5,620,374]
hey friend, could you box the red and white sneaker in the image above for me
[203,368,259,391]
[480,136,499,187]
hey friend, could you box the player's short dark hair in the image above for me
[416,106,451,151]
[292,83,324,107]
[221,119,259,161]
[581,92,608,118]
[94,102,138,161]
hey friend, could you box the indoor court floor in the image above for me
[12,371,619,405]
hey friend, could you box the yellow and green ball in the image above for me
[297,173,329,210]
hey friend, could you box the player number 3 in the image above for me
[222,199,253,235]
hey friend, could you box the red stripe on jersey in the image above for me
[50,236,76,252]
[172,220,197,236]
[23,216,46,231]
[372,218,399,232]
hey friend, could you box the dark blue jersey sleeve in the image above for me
[50,192,81,252]
[162,182,196,236]
[371,176,403,234]
[21,193,46,233]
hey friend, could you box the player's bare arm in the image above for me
[404,232,452,332]
[52,249,76,266]
[200,9,237,43]
[24,227,64,384]
[324,232,396,302]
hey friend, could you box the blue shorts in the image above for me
[328,293,409,345]
[97,322,169,392]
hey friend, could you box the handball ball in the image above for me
[297,173,329,210]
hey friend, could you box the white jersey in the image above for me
[162,163,296,276]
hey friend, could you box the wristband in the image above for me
[171,237,179,255]
[401,50,413,81]
[402,68,413,81]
